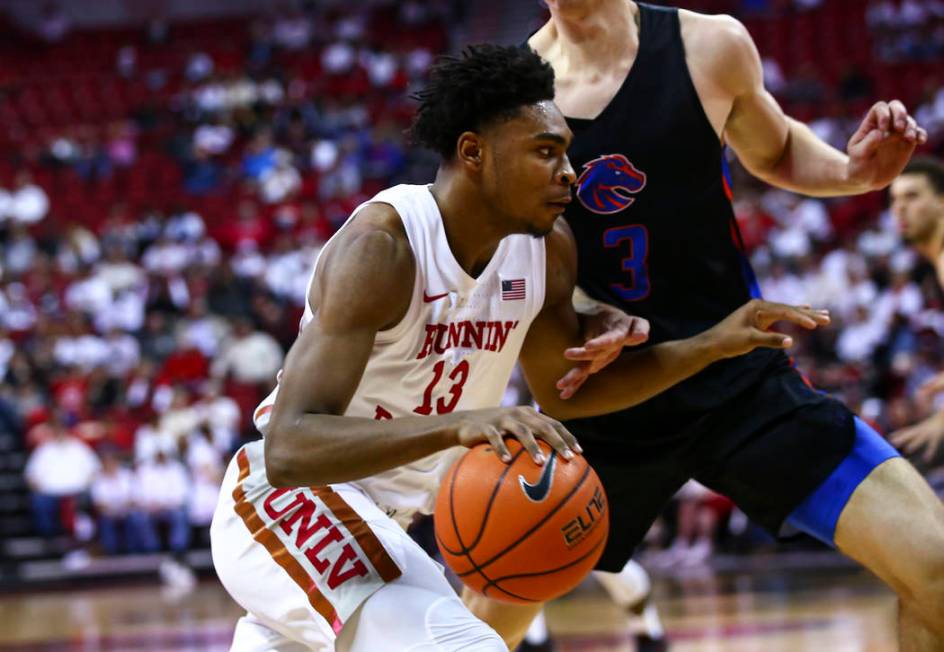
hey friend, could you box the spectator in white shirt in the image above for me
[7,170,49,225]
[53,313,110,372]
[56,225,101,274]
[196,381,241,453]
[184,426,222,528]
[0,282,37,332]
[837,304,889,362]
[5,224,38,275]
[164,209,206,244]
[103,328,141,378]
[194,118,235,156]
[159,386,202,446]
[259,151,301,204]
[874,269,924,328]
[65,265,113,317]
[94,287,146,333]
[211,317,283,386]
[95,244,145,294]
[142,234,192,276]
[176,299,229,359]
[273,9,312,50]
[761,262,808,306]
[91,451,136,554]
[25,427,100,536]
[133,413,176,463]
[129,451,191,554]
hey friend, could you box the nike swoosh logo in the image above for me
[423,291,450,303]
[518,451,558,502]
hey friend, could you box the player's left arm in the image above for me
[709,14,927,196]
[517,220,830,421]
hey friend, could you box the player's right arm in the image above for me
[264,205,576,486]
[688,12,925,196]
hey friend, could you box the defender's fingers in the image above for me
[564,347,608,361]
[752,329,793,349]
[557,364,590,389]
[888,100,908,131]
[587,350,620,375]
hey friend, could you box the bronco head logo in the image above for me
[575,154,647,215]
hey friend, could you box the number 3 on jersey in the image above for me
[603,224,650,301]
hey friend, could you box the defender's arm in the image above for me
[699,14,925,196]
[518,220,829,421]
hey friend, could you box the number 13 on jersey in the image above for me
[603,224,650,301]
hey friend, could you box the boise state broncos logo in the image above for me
[576,154,647,215]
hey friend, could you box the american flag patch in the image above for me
[501,279,526,301]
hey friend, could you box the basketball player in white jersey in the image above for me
[210,44,829,652]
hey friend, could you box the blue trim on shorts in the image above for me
[786,417,899,546]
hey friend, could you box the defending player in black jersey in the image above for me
[463,2,944,651]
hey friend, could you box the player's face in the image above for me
[480,101,575,237]
[890,174,944,245]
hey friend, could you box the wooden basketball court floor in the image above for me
[0,563,897,651]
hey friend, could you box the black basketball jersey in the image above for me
[562,3,788,419]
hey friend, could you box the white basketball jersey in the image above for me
[254,184,547,518]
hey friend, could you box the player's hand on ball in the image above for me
[708,299,830,359]
[454,406,581,465]
[890,411,944,463]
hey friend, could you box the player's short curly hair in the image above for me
[408,44,555,159]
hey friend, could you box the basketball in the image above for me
[434,439,609,604]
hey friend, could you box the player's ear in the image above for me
[456,132,484,171]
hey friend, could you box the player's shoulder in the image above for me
[679,10,758,92]
[678,9,751,45]
[314,201,416,329]
[321,201,414,276]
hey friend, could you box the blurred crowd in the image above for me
[2,0,944,575]
[867,0,944,61]
[2,0,448,571]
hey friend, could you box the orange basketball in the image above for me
[434,439,609,604]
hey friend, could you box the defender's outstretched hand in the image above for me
[707,299,830,359]
[890,411,944,463]
[917,371,944,401]
[557,303,650,399]
[847,100,928,192]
